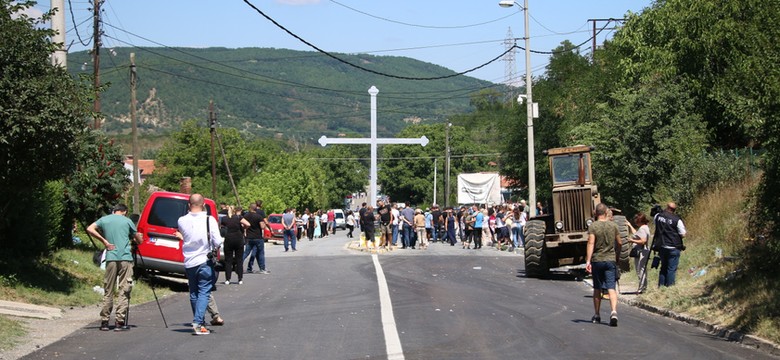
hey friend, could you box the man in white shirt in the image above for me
[177,194,223,335]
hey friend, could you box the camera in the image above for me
[650,204,663,218]
[651,255,661,269]
[207,249,218,261]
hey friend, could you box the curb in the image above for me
[0,300,63,320]
[582,279,780,356]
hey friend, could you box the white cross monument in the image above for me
[318,86,429,206]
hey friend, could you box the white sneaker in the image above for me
[238,280,243,285]
[223,281,230,285]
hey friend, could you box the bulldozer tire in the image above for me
[613,215,631,272]
[524,220,548,277]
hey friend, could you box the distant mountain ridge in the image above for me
[68,47,499,138]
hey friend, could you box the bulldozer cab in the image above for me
[547,145,593,188]
[542,145,599,235]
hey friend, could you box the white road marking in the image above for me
[372,254,405,360]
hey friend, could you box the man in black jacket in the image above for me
[653,202,687,287]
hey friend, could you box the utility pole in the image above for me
[50,0,66,68]
[209,101,217,200]
[92,0,102,129]
[130,53,140,214]
[214,130,241,207]
[433,158,438,205]
[588,18,625,60]
[444,123,451,207]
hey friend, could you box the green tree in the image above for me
[64,131,131,238]
[0,1,92,253]
[380,124,492,206]
[238,153,327,214]
[305,145,368,208]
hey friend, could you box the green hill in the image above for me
[67,47,499,139]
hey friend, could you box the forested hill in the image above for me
[67,47,499,138]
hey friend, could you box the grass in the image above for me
[0,240,178,348]
[0,315,26,353]
[631,175,780,344]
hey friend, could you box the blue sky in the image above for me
[38,0,652,84]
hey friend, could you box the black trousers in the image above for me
[223,237,244,282]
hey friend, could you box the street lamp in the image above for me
[499,0,536,217]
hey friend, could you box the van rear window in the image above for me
[148,197,212,228]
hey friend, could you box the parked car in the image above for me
[134,191,220,275]
[332,209,346,230]
[266,213,295,238]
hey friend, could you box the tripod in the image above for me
[133,248,169,328]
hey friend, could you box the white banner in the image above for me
[457,173,502,205]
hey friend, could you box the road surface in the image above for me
[22,232,774,359]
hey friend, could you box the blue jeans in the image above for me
[243,238,265,271]
[391,224,399,246]
[185,262,214,326]
[512,226,523,247]
[283,229,296,251]
[402,223,414,248]
[659,248,681,287]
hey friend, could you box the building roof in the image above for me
[124,158,156,176]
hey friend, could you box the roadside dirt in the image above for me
[1,305,98,360]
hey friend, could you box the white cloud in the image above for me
[10,3,45,20]
[275,0,320,5]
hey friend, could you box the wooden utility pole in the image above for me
[214,131,241,207]
[130,53,140,214]
[209,101,217,200]
[92,0,102,129]
[588,18,625,60]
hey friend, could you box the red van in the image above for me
[134,191,219,275]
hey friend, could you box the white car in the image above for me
[332,209,346,230]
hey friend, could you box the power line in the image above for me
[67,0,90,46]
[529,14,589,36]
[329,0,519,29]
[241,0,514,81]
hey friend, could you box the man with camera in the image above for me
[177,194,223,335]
[87,204,143,331]
[653,202,687,287]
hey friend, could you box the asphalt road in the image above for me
[22,231,775,360]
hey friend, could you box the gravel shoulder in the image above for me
[1,305,98,360]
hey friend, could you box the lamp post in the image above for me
[499,0,536,217]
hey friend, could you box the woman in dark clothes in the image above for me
[221,206,250,284]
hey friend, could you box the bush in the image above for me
[5,181,69,256]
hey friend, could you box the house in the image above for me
[124,156,156,184]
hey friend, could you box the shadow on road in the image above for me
[515,269,584,282]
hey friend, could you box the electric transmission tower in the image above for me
[502,27,518,88]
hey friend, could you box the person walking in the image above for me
[654,202,687,287]
[243,202,269,274]
[177,194,224,335]
[327,209,336,235]
[390,203,401,248]
[463,208,475,249]
[627,212,651,293]
[346,210,356,238]
[221,206,250,284]
[585,203,621,327]
[87,204,142,331]
[282,208,297,252]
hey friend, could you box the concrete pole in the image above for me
[523,0,536,217]
[445,123,451,207]
[50,0,66,68]
[369,86,379,207]
[433,158,437,205]
[92,0,101,129]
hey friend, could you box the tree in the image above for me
[64,130,131,239]
[0,1,92,252]
[380,124,492,206]
[238,153,327,214]
[305,145,368,208]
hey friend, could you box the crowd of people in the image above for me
[353,199,534,252]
